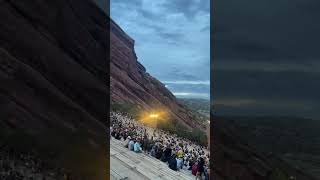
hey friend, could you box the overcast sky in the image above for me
[214,0,320,119]
[110,0,210,99]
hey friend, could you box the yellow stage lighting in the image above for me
[149,114,159,118]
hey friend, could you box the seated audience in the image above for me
[110,111,210,176]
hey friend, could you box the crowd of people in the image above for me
[0,145,73,180]
[110,111,211,180]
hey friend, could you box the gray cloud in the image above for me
[216,0,320,62]
[139,9,158,20]
[214,0,320,118]
[156,32,188,45]
[111,0,142,8]
[163,0,209,19]
[167,67,200,81]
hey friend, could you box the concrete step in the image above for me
[111,146,169,179]
[110,139,194,180]
[111,155,148,180]
[111,142,165,169]
[111,141,183,178]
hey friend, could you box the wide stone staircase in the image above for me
[110,139,195,180]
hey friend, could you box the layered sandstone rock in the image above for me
[110,20,205,130]
[0,0,107,138]
[0,0,108,178]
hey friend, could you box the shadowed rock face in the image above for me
[110,20,205,130]
[0,0,107,141]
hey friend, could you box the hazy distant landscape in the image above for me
[178,98,210,117]
[220,116,320,179]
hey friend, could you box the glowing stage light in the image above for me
[149,114,159,118]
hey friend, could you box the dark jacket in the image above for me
[168,156,177,171]
[156,149,163,159]
[198,158,205,173]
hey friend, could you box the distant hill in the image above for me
[219,116,320,179]
[178,98,210,117]
[212,117,319,180]
[177,98,210,126]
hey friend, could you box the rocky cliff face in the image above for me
[110,20,205,130]
[0,0,109,177]
[0,0,107,138]
[0,1,108,178]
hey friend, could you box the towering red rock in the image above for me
[110,20,205,130]
[0,0,107,137]
[0,0,108,178]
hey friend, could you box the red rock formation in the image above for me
[0,0,107,136]
[110,19,205,130]
[0,1,108,178]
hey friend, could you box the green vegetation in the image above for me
[157,119,208,146]
[111,102,141,119]
[178,98,210,125]
[178,98,210,115]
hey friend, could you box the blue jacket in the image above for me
[128,140,135,151]
[134,142,141,152]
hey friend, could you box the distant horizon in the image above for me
[174,93,210,100]
[162,79,210,99]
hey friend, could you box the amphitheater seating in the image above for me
[110,138,194,180]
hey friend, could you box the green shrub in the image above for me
[111,103,140,119]
[157,118,208,147]
[157,119,175,132]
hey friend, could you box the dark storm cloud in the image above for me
[216,0,320,63]
[215,0,320,118]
